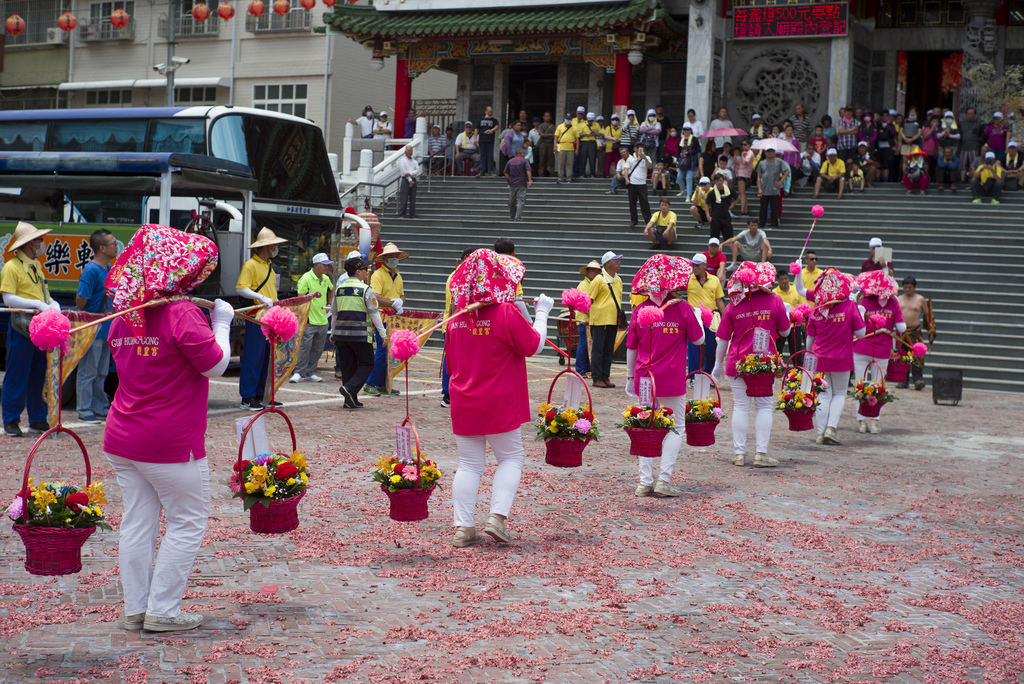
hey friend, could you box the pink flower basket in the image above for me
[625,427,670,458]
[685,420,719,447]
[14,525,95,576]
[740,373,776,397]
[886,361,910,383]
[545,437,591,468]
[784,409,815,432]
[858,400,883,418]
[381,485,435,522]
[249,490,305,534]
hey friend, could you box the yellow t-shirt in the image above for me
[586,271,623,327]
[849,169,865,182]
[629,293,648,308]
[690,187,709,209]
[773,285,806,308]
[0,251,48,302]
[820,159,846,177]
[801,267,823,292]
[237,253,278,302]
[686,273,724,310]
[554,123,578,152]
[976,163,1004,183]
[604,126,622,153]
[650,210,677,230]
[573,119,595,142]
[370,266,404,302]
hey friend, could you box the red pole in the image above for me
[395,58,412,136]
[613,51,632,123]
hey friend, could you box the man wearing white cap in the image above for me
[970,150,1005,203]
[553,112,579,184]
[985,111,1009,162]
[1003,140,1022,190]
[291,253,334,384]
[860,237,894,276]
[237,227,288,411]
[578,112,600,178]
[570,107,589,177]
[814,148,846,200]
[703,237,727,281]
[2,222,61,437]
[755,147,788,229]
[584,251,623,388]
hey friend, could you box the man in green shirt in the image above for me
[291,253,334,383]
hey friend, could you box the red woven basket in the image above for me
[886,361,910,383]
[249,489,305,533]
[381,485,436,522]
[543,369,594,468]
[784,409,815,432]
[858,400,883,418]
[685,420,719,447]
[237,406,304,534]
[626,428,670,457]
[740,372,775,397]
[13,424,96,576]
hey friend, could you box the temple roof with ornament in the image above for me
[322,0,687,43]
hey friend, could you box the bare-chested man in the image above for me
[898,276,935,390]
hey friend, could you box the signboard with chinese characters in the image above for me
[1,224,131,291]
[733,2,849,39]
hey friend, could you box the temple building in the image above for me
[324,0,1024,130]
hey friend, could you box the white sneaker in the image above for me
[124,613,145,630]
[289,373,302,383]
[635,484,654,497]
[653,480,679,497]
[753,453,778,468]
[815,433,826,444]
[308,374,323,383]
[143,613,204,632]
[858,421,867,433]
[823,427,842,445]
[483,514,512,544]
[869,422,882,434]
[733,453,745,466]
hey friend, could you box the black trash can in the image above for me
[932,368,962,406]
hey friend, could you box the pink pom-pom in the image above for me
[699,304,713,328]
[912,342,928,357]
[870,314,887,328]
[561,288,592,313]
[390,329,421,361]
[28,309,71,353]
[789,309,804,326]
[789,261,802,275]
[635,305,664,327]
[260,306,299,344]
[812,204,824,218]
[735,268,756,285]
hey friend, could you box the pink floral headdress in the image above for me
[812,267,855,317]
[448,249,526,312]
[726,261,776,304]
[105,224,219,336]
[856,270,898,306]
[631,254,693,299]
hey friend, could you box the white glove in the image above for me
[259,294,274,307]
[535,293,554,315]
[210,298,234,335]
[625,377,636,398]
[711,364,725,383]
[392,297,404,315]
[47,299,61,312]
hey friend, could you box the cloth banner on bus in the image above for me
[384,309,443,393]
[263,294,316,404]
[44,311,106,428]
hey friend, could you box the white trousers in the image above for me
[729,378,774,455]
[853,353,889,421]
[638,395,687,485]
[106,453,210,618]
[452,428,525,528]
[815,371,851,434]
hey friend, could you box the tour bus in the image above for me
[0,105,354,360]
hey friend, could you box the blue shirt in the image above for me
[77,261,112,339]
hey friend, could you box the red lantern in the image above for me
[217,1,236,19]
[57,11,78,31]
[273,0,290,15]
[248,0,265,16]
[192,2,211,21]
[300,0,315,9]
[5,13,25,35]
[110,8,130,28]
[322,0,336,6]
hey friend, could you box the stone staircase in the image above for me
[378,175,1024,394]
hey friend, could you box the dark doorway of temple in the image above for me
[508,65,559,124]
[903,51,957,117]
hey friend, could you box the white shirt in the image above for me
[373,121,392,140]
[627,154,651,185]
[708,118,735,149]
[356,115,374,137]
[615,158,630,179]
[456,132,477,151]
[398,154,420,180]
[687,119,705,138]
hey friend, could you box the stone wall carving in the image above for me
[725,43,829,129]
[961,0,1000,113]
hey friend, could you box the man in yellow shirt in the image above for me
[604,115,623,177]
[237,227,288,411]
[553,113,579,184]
[686,254,726,375]
[801,251,823,292]
[689,176,712,230]
[573,259,602,378]
[971,149,1005,203]
[364,242,408,396]
[577,111,601,178]
[441,247,476,408]
[2,222,60,437]
[814,148,846,200]
[644,198,678,248]
[773,270,806,357]
[585,251,623,388]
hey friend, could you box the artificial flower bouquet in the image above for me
[684,399,725,423]
[534,403,600,443]
[775,370,827,412]
[735,353,784,376]
[6,480,111,530]
[372,450,443,492]
[616,404,678,431]
[232,451,310,511]
[848,380,896,406]
[890,349,914,364]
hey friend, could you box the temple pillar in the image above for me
[613,51,632,122]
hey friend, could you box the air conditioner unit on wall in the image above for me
[46,28,66,44]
